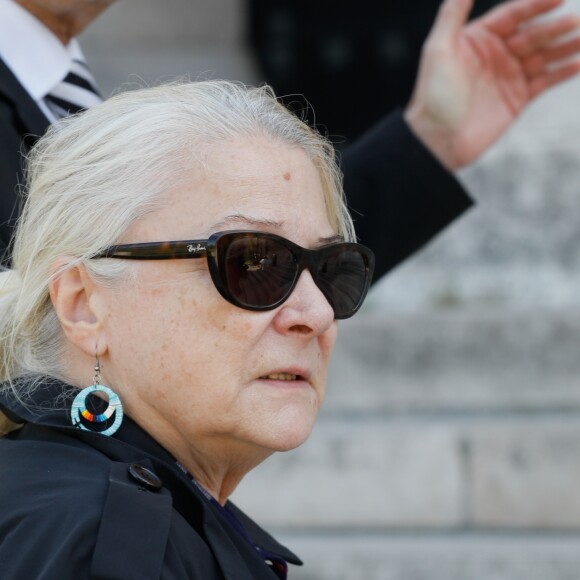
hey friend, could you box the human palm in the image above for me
[405,0,580,169]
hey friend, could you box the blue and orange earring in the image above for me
[71,354,123,437]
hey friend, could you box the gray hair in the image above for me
[0,80,354,421]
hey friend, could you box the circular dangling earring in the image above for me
[71,354,124,437]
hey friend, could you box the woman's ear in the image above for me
[49,258,107,356]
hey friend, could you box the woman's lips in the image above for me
[259,372,299,381]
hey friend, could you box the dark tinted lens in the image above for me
[222,235,298,308]
[314,246,369,318]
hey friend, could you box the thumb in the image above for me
[428,0,474,50]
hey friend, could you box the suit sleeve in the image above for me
[341,110,473,282]
[0,99,25,262]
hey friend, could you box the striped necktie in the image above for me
[45,59,102,119]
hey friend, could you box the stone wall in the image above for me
[82,2,580,578]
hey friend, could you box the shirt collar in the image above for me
[0,0,85,100]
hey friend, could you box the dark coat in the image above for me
[341,113,472,278]
[0,379,300,579]
[0,54,471,276]
[0,58,50,260]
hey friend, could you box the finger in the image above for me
[427,0,474,51]
[508,14,580,57]
[529,60,580,97]
[523,36,580,75]
[479,0,564,37]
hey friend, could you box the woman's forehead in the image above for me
[198,136,316,186]
[127,138,334,242]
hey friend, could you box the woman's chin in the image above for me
[259,414,317,453]
[237,387,321,452]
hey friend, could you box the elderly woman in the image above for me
[0,81,374,579]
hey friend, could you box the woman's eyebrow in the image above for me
[318,234,345,245]
[206,214,344,245]
[208,214,284,232]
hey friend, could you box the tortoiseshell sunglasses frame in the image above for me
[92,230,375,319]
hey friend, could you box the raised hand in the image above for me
[405,0,580,170]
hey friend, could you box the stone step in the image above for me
[232,417,580,530]
[326,308,580,414]
[423,149,580,271]
[274,534,580,580]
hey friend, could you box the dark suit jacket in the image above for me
[0,378,299,579]
[0,58,50,261]
[0,55,471,278]
[342,114,472,278]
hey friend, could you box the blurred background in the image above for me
[83,1,580,578]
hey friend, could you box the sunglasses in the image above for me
[92,230,375,319]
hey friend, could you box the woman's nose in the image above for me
[272,270,335,337]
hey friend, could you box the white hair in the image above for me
[0,80,354,427]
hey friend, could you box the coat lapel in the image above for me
[0,57,51,141]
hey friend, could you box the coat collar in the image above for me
[0,376,302,567]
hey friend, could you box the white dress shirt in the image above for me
[0,0,88,122]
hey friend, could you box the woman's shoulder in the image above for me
[0,424,109,492]
[0,425,223,579]
[0,427,112,579]
[0,424,112,492]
